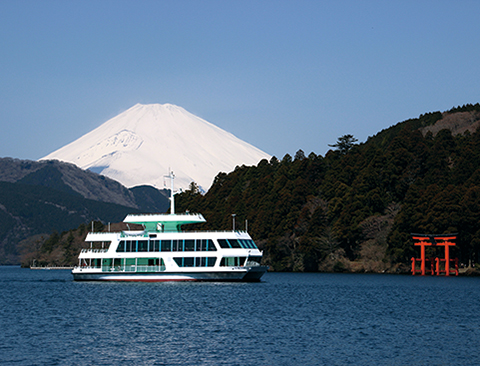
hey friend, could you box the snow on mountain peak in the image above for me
[41,103,271,191]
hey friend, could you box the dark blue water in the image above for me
[1,267,479,365]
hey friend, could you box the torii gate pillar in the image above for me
[411,236,433,275]
[434,236,457,276]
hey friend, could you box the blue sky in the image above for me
[1,0,479,161]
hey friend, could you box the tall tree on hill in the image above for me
[329,134,358,154]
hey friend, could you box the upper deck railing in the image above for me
[87,230,249,237]
[81,248,108,254]
[126,212,203,218]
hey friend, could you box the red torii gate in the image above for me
[411,234,458,276]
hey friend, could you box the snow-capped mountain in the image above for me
[40,103,271,191]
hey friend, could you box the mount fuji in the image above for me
[40,103,271,191]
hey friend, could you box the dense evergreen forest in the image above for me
[22,104,480,273]
[174,104,480,272]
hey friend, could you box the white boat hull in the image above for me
[72,266,268,282]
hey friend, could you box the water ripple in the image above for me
[1,268,479,365]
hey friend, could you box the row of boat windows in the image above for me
[82,256,262,268]
[114,258,164,266]
[220,256,246,266]
[173,257,216,267]
[98,258,166,267]
[115,238,258,253]
[173,257,251,267]
[116,239,216,253]
[218,239,258,249]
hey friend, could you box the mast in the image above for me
[165,171,175,214]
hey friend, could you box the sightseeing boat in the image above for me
[72,173,268,282]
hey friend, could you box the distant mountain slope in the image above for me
[0,158,170,211]
[129,185,171,213]
[0,158,170,264]
[0,158,136,207]
[41,103,271,191]
[0,181,142,264]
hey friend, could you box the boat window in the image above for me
[206,239,216,251]
[136,258,164,266]
[196,257,213,266]
[117,241,125,252]
[172,239,182,251]
[148,258,160,266]
[184,239,195,251]
[238,239,248,249]
[227,239,242,248]
[161,240,172,251]
[91,258,101,268]
[245,256,262,266]
[137,258,148,266]
[195,239,217,251]
[126,240,135,252]
[184,257,194,267]
[118,241,142,252]
[138,240,148,252]
[241,239,258,249]
[102,258,112,268]
[152,240,160,252]
[207,239,217,251]
[218,239,231,248]
[173,257,216,267]
[218,239,247,249]
[220,257,246,266]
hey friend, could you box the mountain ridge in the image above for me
[0,158,138,207]
[41,103,271,191]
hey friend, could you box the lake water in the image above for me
[1,266,479,365]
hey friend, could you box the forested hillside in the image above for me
[175,104,480,272]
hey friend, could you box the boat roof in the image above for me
[124,213,206,232]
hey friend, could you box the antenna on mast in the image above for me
[164,171,175,214]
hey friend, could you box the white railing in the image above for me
[121,230,248,235]
[120,232,148,238]
[81,249,108,254]
[185,230,248,234]
[88,229,249,234]
[127,212,202,217]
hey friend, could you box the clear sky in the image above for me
[1,0,479,161]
